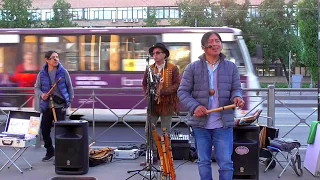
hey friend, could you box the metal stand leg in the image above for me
[7,147,32,169]
[0,147,32,174]
[264,147,301,178]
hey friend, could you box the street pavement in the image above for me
[0,92,318,180]
[0,106,317,148]
[0,146,318,180]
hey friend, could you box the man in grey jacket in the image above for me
[178,31,245,180]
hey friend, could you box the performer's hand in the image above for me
[234,97,245,109]
[41,93,49,100]
[194,105,208,117]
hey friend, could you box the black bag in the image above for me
[52,95,66,105]
[269,138,301,152]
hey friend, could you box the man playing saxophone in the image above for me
[141,43,180,166]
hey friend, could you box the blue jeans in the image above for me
[193,127,233,180]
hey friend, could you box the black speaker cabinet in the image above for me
[54,120,89,175]
[232,125,260,180]
[171,142,191,160]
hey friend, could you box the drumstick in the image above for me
[193,104,236,116]
[47,77,62,96]
[206,104,236,114]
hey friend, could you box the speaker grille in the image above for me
[55,139,85,168]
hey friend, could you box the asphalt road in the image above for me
[0,106,317,148]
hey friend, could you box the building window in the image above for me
[155,7,164,19]
[41,9,52,21]
[117,8,128,20]
[72,9,83,20]
[169,7,179,18]
[89,8,103,20]
[133,7,147,19]
[164,7,169,18]
[83,8,89,20]
[249,6,260,18]
[127,8,133,19]
[104,8,116,20]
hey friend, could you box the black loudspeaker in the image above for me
[232,125,260,180]
[171,142,191,160]
[55,120,89,175]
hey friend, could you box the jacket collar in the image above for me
[198,53,226,62]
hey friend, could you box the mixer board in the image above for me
[170,133,190,143]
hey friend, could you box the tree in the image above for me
[217,0,250,29]
[46,0,77,28]
[171,0,250,29]
[296,0,318,86]
[249,0,302,83]
[170,0,217,27]
[0,0,42,28]
[144,8,158,27]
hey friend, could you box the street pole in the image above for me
[288,51,291,88]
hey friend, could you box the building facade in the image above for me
[30,0,271,27]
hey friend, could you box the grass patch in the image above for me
[260,83,311,88]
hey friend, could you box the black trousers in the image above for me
[41,108,66,154]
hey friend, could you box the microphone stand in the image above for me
[126,57,161,180]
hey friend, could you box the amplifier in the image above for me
[170,133,191,160]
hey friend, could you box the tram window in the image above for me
[0,44,18,74]
[120,35,159,72]
[22,36,38,71]
[79,35,120,71]
[39,36,78,71]
[222,42,247,75]
[165,44,191,75]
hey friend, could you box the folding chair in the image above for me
[264,138,303,178]
[259,126,279,169]
[0,110,42,174]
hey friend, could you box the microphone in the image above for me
[146,56,153,83]
[204,45,213,49]
[148,68,153,83]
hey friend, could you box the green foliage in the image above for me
[296,0,318,85]
[170,0,215,27]
[0,0,42,28]
[217,0,250,28]
[260,83,310,88]
[144,8,158,27]
[171,0,249,28]
[46,0,77,28]
[248,0,303,83]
